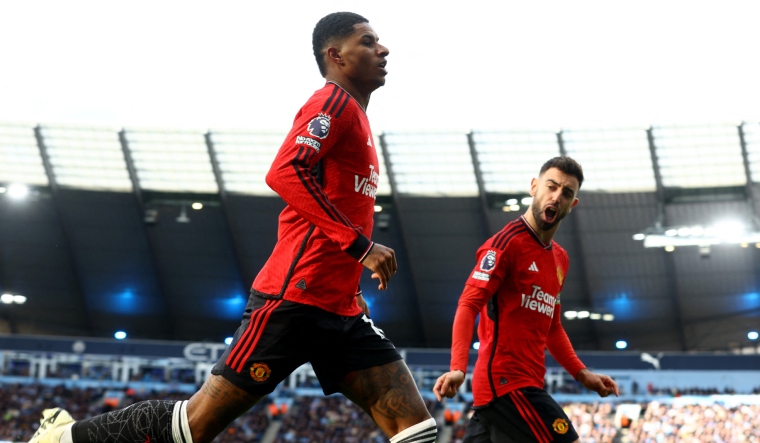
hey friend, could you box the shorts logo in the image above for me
[480,250,497,272]
[552,418,569,434]
[307,113,331,139]
[249,362,271,382]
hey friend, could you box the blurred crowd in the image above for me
[4,382,760,443]
[272,396,439,443]
[0,384,268,443]
[628,401,760,442]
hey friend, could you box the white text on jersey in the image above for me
[355,164,379,200]
[520,284,556,317]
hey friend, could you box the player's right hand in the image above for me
[433,370,465,401]
[361,243,397,290]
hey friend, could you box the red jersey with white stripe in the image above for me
[455,216,585,407]
[252,82,378,316]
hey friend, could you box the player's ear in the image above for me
[570,197,579,209]
[529,177,538,196]
[326,46,344,67]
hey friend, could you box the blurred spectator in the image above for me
[0,383,269,443]
[272,395,439,443]
[628,401,760,442]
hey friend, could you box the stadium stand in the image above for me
[0,383,268,443]
[2,337,760,442]
[3,121,760,440]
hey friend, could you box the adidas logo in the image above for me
[528,262,539,272]
[295,279,307,290]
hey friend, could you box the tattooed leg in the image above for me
[338,359,433,437]
[184,375,262,443]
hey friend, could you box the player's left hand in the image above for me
[433,370,465,401]
[356,293,370,317]
[361,242,397,290]
[576,368,619,397]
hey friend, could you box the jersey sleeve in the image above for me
[465,242,510,294]
[450,284,491,373]
[265,105,372,261]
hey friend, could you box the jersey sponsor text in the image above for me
[354,164,379,200]
[520,284,556,317]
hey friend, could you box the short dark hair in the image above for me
[312,12,369,76]
[539,156,584,189]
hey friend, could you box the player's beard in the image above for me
[531,200,566,232]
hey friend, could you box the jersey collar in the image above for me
[520,215,553,250]
[326,81,366,114]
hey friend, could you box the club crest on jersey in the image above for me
[249,362,271,382]
[480,250,497,272]
[307,113,331,139]
[552,418,569,434]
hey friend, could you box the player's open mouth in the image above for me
[544,207,558,223]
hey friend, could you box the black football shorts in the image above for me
[211,290,402,396]
[463,387,579,443]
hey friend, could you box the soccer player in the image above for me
[30,12,436,443]
[433,157,618,443]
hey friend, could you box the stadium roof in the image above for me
[1,122,759,352]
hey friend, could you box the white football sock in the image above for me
[171,401,194,443]
[389,417,437,443]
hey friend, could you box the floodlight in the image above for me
[564,310,578,319]
[616,340,628,349]
[12,295,26,304]
[590,313,601,320]
[8,184,29,200]
[114,331,127,340]
[749,331,759,340]
[224,337,233,345]
[690,226,704,236]
[506,198,518,205]
[191,202,203,210]
[577,311,590,319]
[1,293,14,304]
[639,219,760,250]
[602,314,615,321]
[374,205,383,212]
[472,341,480,350]
[521,197,533,205]
[509,204,520,211]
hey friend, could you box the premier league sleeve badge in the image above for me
[307,113,331,139]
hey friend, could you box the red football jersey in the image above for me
[252,82,378,316]
[455,216,585,407]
